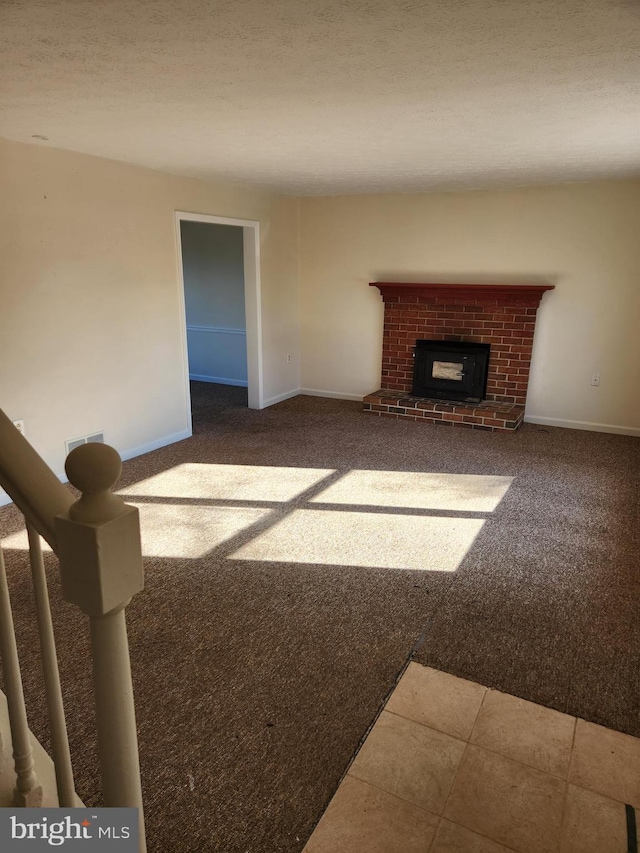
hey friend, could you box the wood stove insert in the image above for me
[412,340,490,403]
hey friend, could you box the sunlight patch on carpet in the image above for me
[310,471,513,512]
[228,510,485,572]
[119,463,336,502]
[1,504,273,559]
[1,528,52,551]
[130,503,272,558]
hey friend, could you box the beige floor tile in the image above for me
[470,689,575,777]
[386,663,486,740]
[303,775,438,853]
[431,819,514,852]
[560,785,636,853]
[444,745,566,853]
[570,719,640,807]
[348,710,466,814]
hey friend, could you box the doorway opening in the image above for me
[175,212,263,434]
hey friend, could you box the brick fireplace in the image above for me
[364,282,554,431]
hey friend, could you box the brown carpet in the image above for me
[1,381,639,852]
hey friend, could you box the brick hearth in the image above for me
[364,282,554,432]
[363,394,525,431]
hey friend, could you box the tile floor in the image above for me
[303,663,640,853]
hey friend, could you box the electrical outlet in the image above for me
[286,353,292,363]
[12,419,25,435]
[591,373,600,386]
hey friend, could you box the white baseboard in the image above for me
[262,388,301,407]
[0,430,192,508]
[261,387,364,407]
[189,374,248,387]
[119,429,192,462]
[524,415,640,437]
[299,387,364,402]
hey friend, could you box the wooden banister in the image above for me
[0,408,73,551]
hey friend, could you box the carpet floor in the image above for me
[0,382,639,852]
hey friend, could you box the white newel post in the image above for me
[54,444,146,853]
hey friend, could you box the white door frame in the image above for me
[174,211,264,431]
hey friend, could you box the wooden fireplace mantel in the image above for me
[370,281,555,306]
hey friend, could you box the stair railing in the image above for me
[0,407,146,852]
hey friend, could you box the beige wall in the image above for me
[0,137,300,500]
[2,137,638,510]
[299,182,640,433]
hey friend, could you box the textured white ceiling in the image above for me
[2,0,640,195]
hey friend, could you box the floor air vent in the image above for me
[65,432,105,454]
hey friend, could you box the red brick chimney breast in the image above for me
[364,281,554,432]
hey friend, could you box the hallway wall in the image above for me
[181,221,247,387]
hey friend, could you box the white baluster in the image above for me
[0,544,43,807]
[26,522,76,806]
[55,444,146,852]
